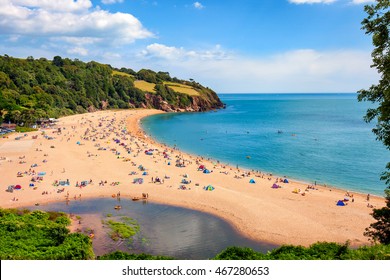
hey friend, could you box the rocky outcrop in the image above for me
[144,92,224,113]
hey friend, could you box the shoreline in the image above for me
[140,113,384,199]
[0,109,386,247]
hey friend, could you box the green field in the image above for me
[134,80,156,93]
[164,82,200,96]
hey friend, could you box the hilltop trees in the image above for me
[358,0,390,244]
[0,55,222,126]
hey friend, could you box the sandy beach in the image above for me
[0,109,386,247]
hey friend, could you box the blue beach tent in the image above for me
[336,200,346,206]
[284,179,289,183]
[249,179,256,184]
[203,169,211,174]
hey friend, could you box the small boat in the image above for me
[132,197,141,201]
[114,205,121,210]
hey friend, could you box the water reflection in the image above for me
[32,198,276,259]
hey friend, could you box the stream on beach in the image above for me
[30,198,276,259]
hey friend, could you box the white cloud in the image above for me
[7,35,21,42]
[67,46,89,56]
[10,0,93,12]
[350,0,374,4]
[136,45,378,93]
[193,1,204,9]
[101,0,124,4]
[289,0,337,4]
[140,43,231,61]
[0,0,153,47]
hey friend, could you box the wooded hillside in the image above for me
[0,55,223,125]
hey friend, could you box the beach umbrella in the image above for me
[14,185,22,190]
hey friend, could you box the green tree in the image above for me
[364,189,390,244]
[358,0,390,245]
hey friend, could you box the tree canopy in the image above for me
[0,208,94,260]
[358,0,390,244]
[0,55,222,125]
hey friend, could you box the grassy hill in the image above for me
[0,55,224,126]
[134,80,156,93]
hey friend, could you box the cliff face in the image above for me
[144,91,224,113]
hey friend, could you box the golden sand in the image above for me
[0,109,385,247]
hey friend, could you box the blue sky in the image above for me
[0,0,379,92]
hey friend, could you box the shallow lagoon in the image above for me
[32,198,275,259]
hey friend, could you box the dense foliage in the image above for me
[97,251,174,260]
[358,0,390,244]
[97,242,390,260]
[0,208,94,260]
[1,207,389,260]
[213,243,390,260]
[0,55,222,125]
[364,189,390,244]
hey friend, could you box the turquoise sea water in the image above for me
[142,94,388,196]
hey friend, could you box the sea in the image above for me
[142,93,389,197]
